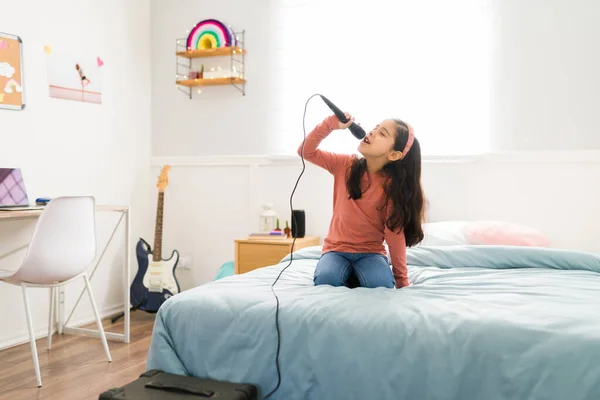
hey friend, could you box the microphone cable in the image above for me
[263,93,320,399]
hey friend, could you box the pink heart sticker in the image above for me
[97,57,104,67]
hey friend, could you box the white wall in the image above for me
[150,0,275,156]
[152,0,600,157]
[0,0,154,349]
[491,0,600,150]
[152,153,600,289]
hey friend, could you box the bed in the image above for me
[146,245,600,399]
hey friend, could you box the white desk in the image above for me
[0,205,131,343]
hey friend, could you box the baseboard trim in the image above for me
[0,303,125,351]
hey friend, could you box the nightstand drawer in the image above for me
[234,236,320,274]
[237,243,291,274]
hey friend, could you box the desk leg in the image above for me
[124,208,131,343]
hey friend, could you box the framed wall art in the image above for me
[0,31,25,111]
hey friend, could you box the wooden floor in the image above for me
[0,311,156,400]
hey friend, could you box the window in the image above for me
[269,0,492,156]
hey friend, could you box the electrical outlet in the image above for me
[178,257,191,269]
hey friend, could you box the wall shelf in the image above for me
[176,46,246,59]
[176,77,247,87]
[175,30,246,98]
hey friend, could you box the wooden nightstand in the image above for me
[234,236,321,274]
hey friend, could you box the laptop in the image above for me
[0,168,45,211]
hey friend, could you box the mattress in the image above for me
[146,245,600,400]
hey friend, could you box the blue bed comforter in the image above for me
[146,245,600,400]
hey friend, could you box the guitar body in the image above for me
[130,239,151,310]
[142,247,180,310]
[129,165,181,314]
[130,239,180,312]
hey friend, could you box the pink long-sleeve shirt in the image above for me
[298,116,410,288]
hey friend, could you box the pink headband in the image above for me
[402,123,415,158]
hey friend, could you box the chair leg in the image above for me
[22,285,42,387]
[56,284,63,335]
[48,287,55,350]
[82,273,112,363]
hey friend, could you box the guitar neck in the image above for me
[153,192,164,261]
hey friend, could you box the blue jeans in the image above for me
[313,251,395,289]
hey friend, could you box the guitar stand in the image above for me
[111,299,158,324]
[111,304,141,324]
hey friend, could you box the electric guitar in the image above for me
[130,165,180,313]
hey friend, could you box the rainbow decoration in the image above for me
[4,79,22,94]
[186,19,236,50]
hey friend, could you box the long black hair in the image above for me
[345,119,425,247]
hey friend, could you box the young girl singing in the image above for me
[299,113,425,289]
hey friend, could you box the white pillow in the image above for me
[383,220,467,263]
[420,221,469,246]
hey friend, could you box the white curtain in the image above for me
[268,0,492,156]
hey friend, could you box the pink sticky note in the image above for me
[97,57,104,67]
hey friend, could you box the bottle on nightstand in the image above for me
[259,203,277,233]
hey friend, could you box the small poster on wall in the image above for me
[0,31,25,111]
[46,47,103,104]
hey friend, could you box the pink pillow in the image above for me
[464,221,551,247]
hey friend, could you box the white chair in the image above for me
[0,196,111,387]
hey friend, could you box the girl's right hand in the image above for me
[334,112,355,130]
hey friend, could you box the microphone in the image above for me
[319,95,366,139]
